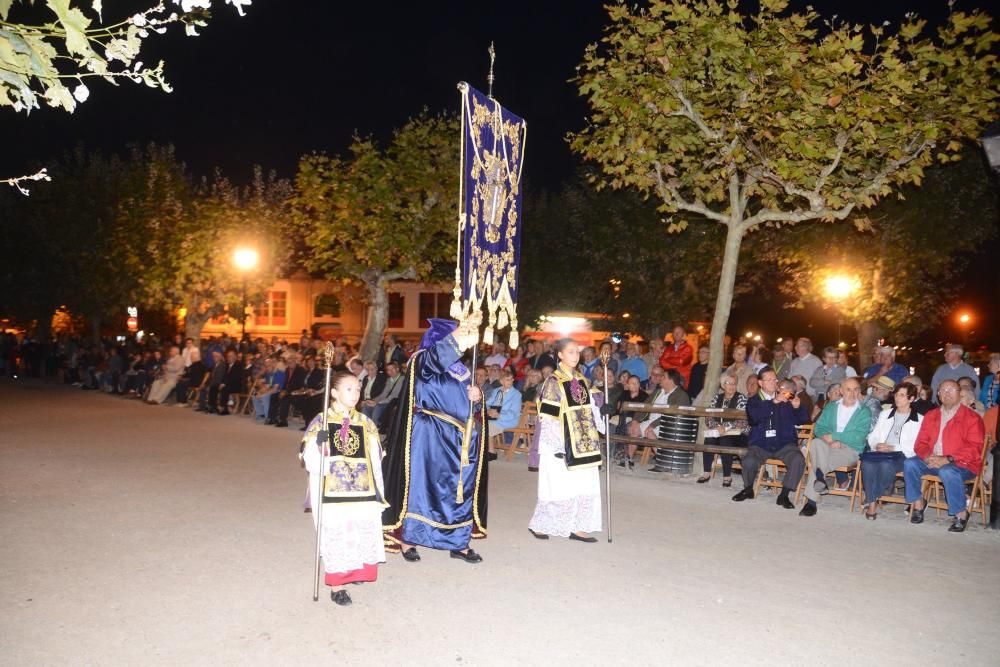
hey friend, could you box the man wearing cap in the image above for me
[864,376,896,431]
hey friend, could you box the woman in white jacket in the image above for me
[861,382,922,520]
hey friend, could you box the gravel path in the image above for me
[2,379,998,666]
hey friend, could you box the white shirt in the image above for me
[836,401,859,432]
[640,387,675,432]
[933,405,959,456]
[483,353,508,368]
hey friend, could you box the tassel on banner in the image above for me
[497,310,508,330]
[483,326,494,346]
[450,297,462,320]
[509,315,518,348]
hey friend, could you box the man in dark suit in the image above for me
[378,334,407,372]
[271,354,306,427]
[293,354,326,430]
[359,360,387,419]
[215,349,243,416]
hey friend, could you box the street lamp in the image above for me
[824,273,857,349]
[233,247,259,340]
[957,311,973,347]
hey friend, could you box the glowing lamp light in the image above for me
[233,247,259,272]
[824,275,856,300]
[958,313,971,325]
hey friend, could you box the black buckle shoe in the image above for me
[731,487,754,502]
[948,514,970,533]
[450,548,483,563]
[401,547,421,562]
[331,589,352,606]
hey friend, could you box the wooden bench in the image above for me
[609,434,747,465]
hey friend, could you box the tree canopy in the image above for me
[290,112,458,360]
[572,0,998,401]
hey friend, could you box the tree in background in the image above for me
[290,113,457,361]
[571,0,998,403]
[761,149,998,359]
[1,0,250,192]
[118,145,291,341]
[520,175,735,341]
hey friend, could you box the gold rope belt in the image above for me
[415,407,474,504]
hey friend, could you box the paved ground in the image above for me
[2,379,998,666]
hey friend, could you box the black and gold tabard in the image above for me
[306,408,383,504]
[537,367,603,470]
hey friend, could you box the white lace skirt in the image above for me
[528,418,602,537]
[309,474,386,573]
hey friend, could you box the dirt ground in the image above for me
[2,379,998,666]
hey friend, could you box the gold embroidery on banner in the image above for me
[404,512,473,530]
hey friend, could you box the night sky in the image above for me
[2,0,996,349]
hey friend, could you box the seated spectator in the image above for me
[837,350,858,377]
[607,370,629,412]
[358,360,386,419]
[197,350,226,412]
[643,338,664,378]
[613,375,648,469]
[269,353,305,426]
[687,347,710,403]
[789,337,822,399]
[484,364,502,394]
[625,368,675,465]
[809,346,849,402]
[931,344,980,398]
[175,349,207,407]
[659,325,693,389]
[904,375,934,415]
[637,369,691,473]
[104,347,125,394]
[251,357,284,421]
[862,346,906,388]
[580,345,600,381]
[293,355,326,429]
[483,341,509,368]
[645,365,665,394]
[147,345,184,404]
[864,376,896,431]
[980,353,999,410]
[507,343,530,384]
[958,376,986,415]
[371,361,403,428]
[486,368,522,458]
[215,348,244,416]
[520,368,543,404]
[696,375,748,487]
[745,372,759,398]
[620,342,649,384]
[772,343,792,381]
[861,382,922,520]
[811,382,839,423]
[732,369,808,508]
[801,377,870,516]
[905,379,986,532]
[724,343,754,403]
[595,341,618,378]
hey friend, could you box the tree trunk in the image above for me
[855,320,883,373]
[359,276,388,362]
[700,221,745,407]
[90,314,101,345]
[184,309,211,343]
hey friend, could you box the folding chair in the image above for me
[753,424,813,505]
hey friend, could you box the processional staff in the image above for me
[311,341,336,601]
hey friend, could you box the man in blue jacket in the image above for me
[732,369,810,509]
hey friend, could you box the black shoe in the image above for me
[568,533,598,543]
[649,466,668,473]
[528,529,549,540]
[401,547,420,562]
[776,493,795,510]
[487,452,498,461]
[217,410,230,416]
[450,548,483,563]
[627,459,635,470]
[696,475,711,484]
[910,503,925,524]
[528,466,539,472]
[265,419,275,425]
[616,460,627,468]
[722,478,733,488]
[732,487,754,502]
[274,421,288,428]
[948,514,970,533]
[331,589,352,606]
[799,501,817,517]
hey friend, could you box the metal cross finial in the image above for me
[487,42,496,100]
[320,341,335,369]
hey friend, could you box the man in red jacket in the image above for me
[659,324,694,390]
[904,379,985,532]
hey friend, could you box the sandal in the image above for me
[696,474,711,484]
[865,503,878,521]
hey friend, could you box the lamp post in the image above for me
[978,121,1000,528]
[233,247,259,341]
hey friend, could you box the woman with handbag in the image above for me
[528,338,605,542]
[860,381,922,520]
[696,375,749,487]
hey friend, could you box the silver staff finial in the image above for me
[487,42,496,100]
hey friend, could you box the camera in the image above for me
[610,332,624,344]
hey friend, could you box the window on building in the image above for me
[388,292,404,328]
[314,294,341,318]
[256,290,287,326]
[419,292,453,327]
